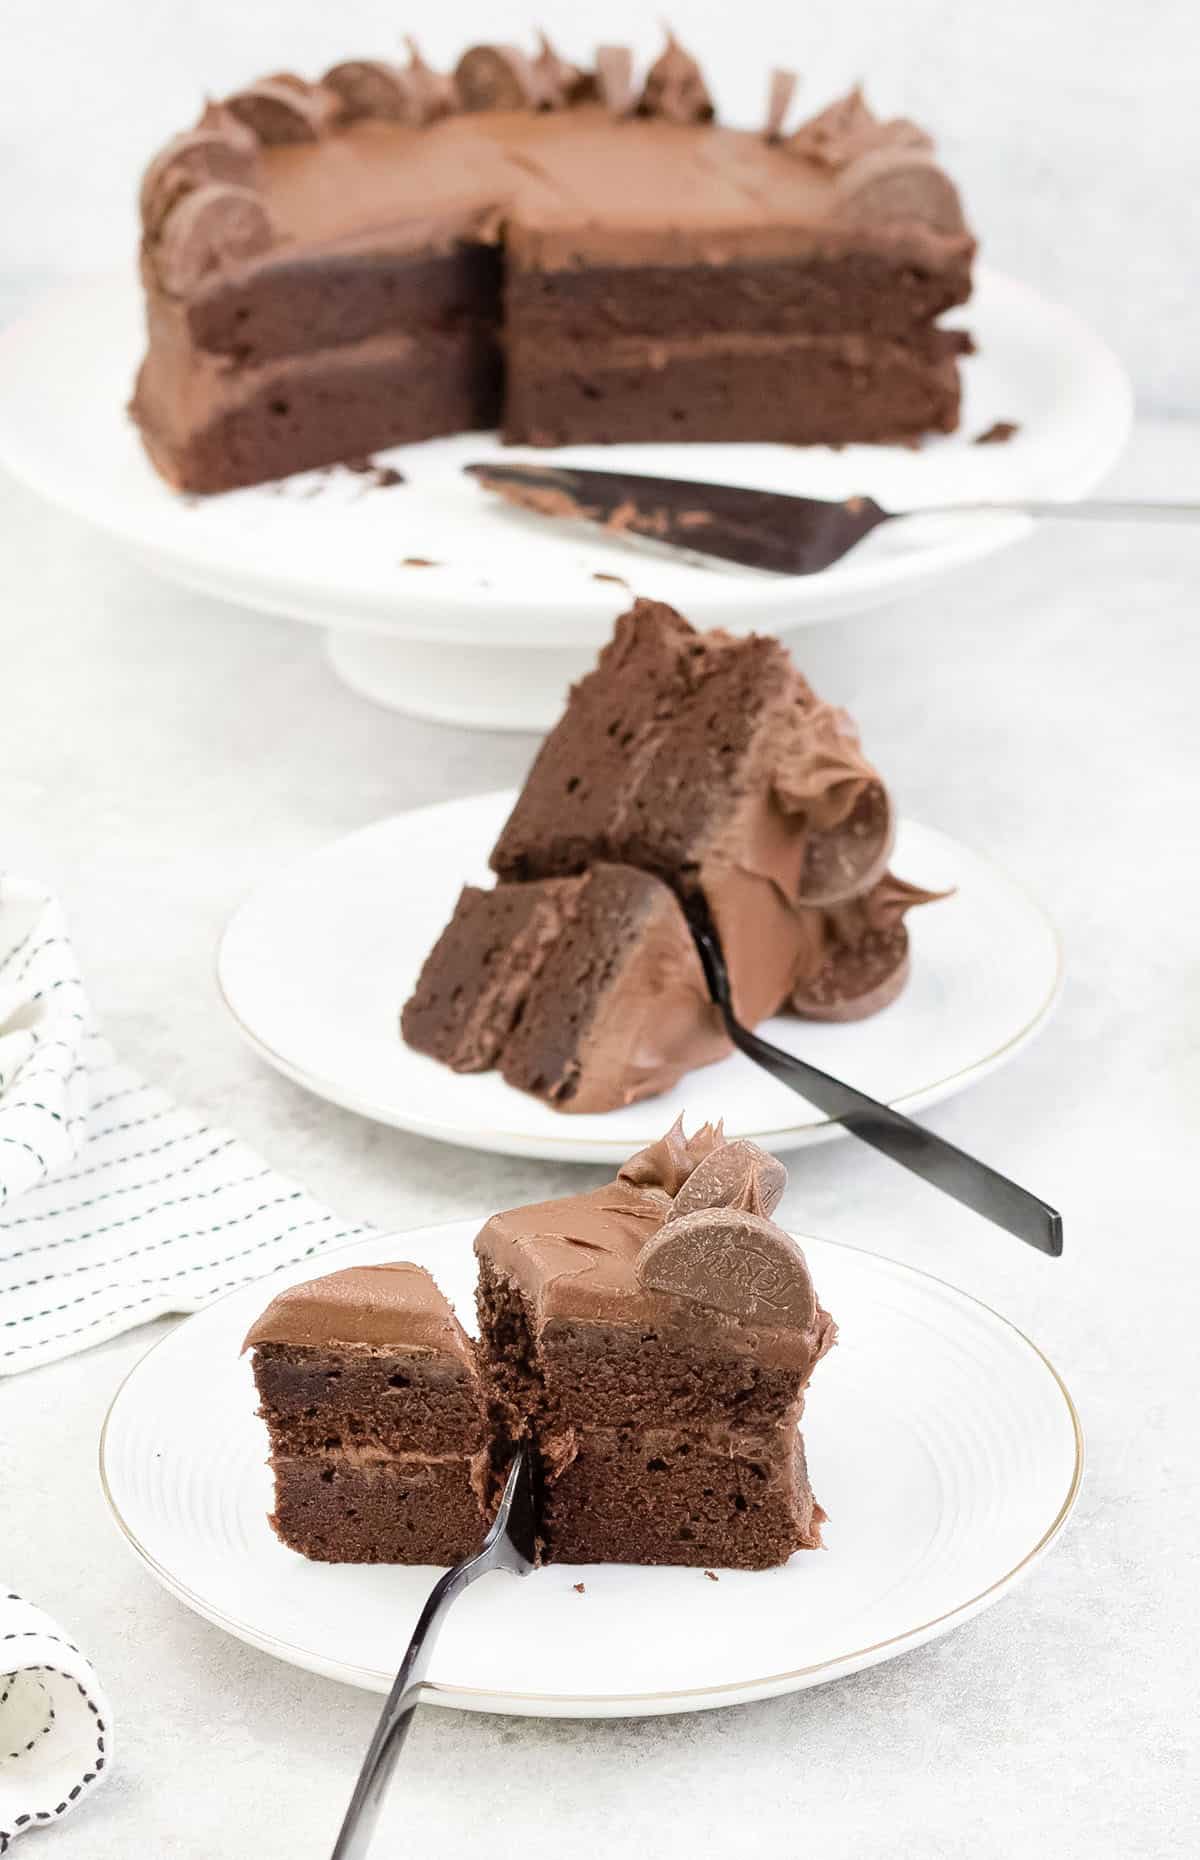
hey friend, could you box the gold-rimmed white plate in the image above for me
[100,1223,1082,1717]
[216,791,1061,1164]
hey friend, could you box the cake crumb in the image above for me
[344,455,407,488]
[704,1569,719,1582]
[573,1582,586,1594]
[591,571,629,586]
[973,420,1020,445]
[401,556,438,567]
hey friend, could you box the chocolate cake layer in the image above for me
[252,1340,485,1456]
[270,1454,486,1564]
[503,330,965,449]
[542,1427,822,1568]
[133,40,975,490]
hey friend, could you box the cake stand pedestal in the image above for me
[325,631,591,733]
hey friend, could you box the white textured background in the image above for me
[1,0,1198,410]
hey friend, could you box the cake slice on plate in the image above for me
[244,1263,489,1562]
[475,1122,836,1567]
[244,1124,835,1569]
[402,597,943,1111]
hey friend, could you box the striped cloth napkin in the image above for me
[0,875,370,1376]
[0,875,379,1845]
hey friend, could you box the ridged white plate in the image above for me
[100,1223,1082,1717]
[216,791,1061,1164]
[0,269,1130,727]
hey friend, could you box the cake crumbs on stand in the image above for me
[973,419,1020,444]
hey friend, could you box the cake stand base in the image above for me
[325,631,590,732]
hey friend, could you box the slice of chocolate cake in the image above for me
[403,597,942,1111]
[400,863,727,1113]
[474,1121,835,1568]
[243,1263,489,1563]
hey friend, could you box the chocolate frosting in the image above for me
[476,1124,835,1374]
[773,702,895,905]
[637,1207,816,1330]
[533,33,595,108]
[150,183,274,296]
[670,1138,787,1221]
[242,1262,473,1357]
[455,44,542,112]
[638,31,715,124]
[787,85,931,173]
[616,1112,725,1196]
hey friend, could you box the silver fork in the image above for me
[330,1447,537,1860]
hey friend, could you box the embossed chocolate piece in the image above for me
[638,30,715,124]
[152,183,274,295]
[637,1208,816,1329]
[595,45,637,118]
[669,1140,787,1222]
[764,68,798,142]
[837,148,968,234]
[322,59,417,124]
[774,703,895,905]
[791,873,949,1021]
[455,44,542,112]
[224,78,326,144]
[139,130,257,235]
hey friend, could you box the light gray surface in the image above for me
[2,418,1198,1857]
[2,0,1199,413]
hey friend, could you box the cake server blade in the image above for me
[330,1446,537,1860]
[465,461,1200,576]
[686,897,1063,1255]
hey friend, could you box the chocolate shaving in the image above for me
[595,45,637,119]
[764,68,798,142]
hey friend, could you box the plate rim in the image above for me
[98,1221,1084,1717]
[0,266,1133,635]
[214,794,1064,1161]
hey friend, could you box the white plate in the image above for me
[100,1223,1082,1717]
[216,791,1061,1164]
[0,270,1130,728]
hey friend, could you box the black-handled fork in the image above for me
[687,904,1063,1256]
[330,1447,537,1860]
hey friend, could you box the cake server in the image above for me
[465,460,1199,576]
[330,1447,537,1860]
[686,897,1062,1255]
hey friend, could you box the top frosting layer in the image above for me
[242,1262,472,1357]
[138,34,972,295]
[476,1122,833,1373]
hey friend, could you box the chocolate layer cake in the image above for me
[131,34,974,490]
[475,1122,835,1568]
[403,597,944,1112]
[244,1124,835,1570]
[244,1264,489,1563]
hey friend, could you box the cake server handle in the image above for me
[688,911,1063,1257]
[330,1447,537,1860]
